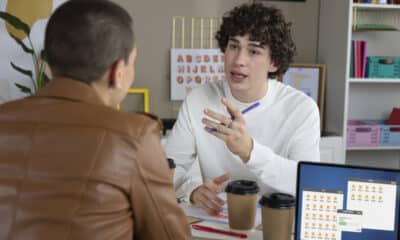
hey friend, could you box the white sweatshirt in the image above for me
[164,80,320,201]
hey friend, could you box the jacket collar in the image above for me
[34,77,107,106]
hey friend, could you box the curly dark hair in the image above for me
[216,3,296,79]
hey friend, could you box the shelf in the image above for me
[349,78,400,83]
[353,3,400,10]
[347,146,400,151]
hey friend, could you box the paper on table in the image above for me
[181,193,262,225]
[182,202,230,223]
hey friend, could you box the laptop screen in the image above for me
[295,162,400,240]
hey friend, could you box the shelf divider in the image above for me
[353,3,400,10]
[347,146,400,151]
[349,78,400,83]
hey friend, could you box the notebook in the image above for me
[294,162,400,240]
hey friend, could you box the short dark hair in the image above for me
[45,0,134,83]
[216,3,296,79]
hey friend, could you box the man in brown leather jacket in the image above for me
[0,0,190,239]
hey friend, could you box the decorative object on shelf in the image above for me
[279,63,326,126]
[353,23,398,31]
[0,9,51,95]
[380,124,400,146]
[347,120,381,148]
[366,56,400,78]
[387,107,400,124]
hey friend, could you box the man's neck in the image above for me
[89,79,114,107]
[231,81,268,103]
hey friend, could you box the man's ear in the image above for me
[108,59,124,88]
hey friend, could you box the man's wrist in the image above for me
[240,137,253,162]
[190,186,201,204]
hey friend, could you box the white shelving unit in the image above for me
[318,1,400,169]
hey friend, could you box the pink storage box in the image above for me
[347,120,381,147]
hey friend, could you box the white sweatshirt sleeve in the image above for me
[163,100,202,202]
[245,102,321,195]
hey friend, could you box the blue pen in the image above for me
[210,101,260,132]
[241,101,260,114]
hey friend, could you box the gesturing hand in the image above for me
[202,98,253,162]
[190,172,231,216]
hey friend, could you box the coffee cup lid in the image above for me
[259,192,295,209]
[225,180,259,195]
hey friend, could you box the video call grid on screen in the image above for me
[295,162,400,240]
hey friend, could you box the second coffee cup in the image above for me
[225,180,259,230]
[259,192,295,240]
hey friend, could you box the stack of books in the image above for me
[350,40,368,78]
[353,0,400,4]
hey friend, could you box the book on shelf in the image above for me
[350,42,354,78]
[350,40,368,78]
[386,0,400,4]
[361,41,367,78]
[354,0,400,4]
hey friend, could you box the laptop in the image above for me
[295,162,400,240]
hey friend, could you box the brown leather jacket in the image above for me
[0,78,190,240]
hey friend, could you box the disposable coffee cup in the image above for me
[225,180,259,230]
[259,192,295,240]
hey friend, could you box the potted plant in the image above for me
[0,11,50,95]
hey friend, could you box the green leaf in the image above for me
[14,83,32,94]
[42,73,50,86]
[37,72,50,89]
[40,49,47,62]
[9,33,34,54]
[10,62,33,78]
[0,11,30,36]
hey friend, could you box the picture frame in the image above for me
[117,88,149,113]
[279,63,326,126]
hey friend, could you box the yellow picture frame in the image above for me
[117,88,149,113]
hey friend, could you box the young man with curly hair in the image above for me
[165,2,320,215]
